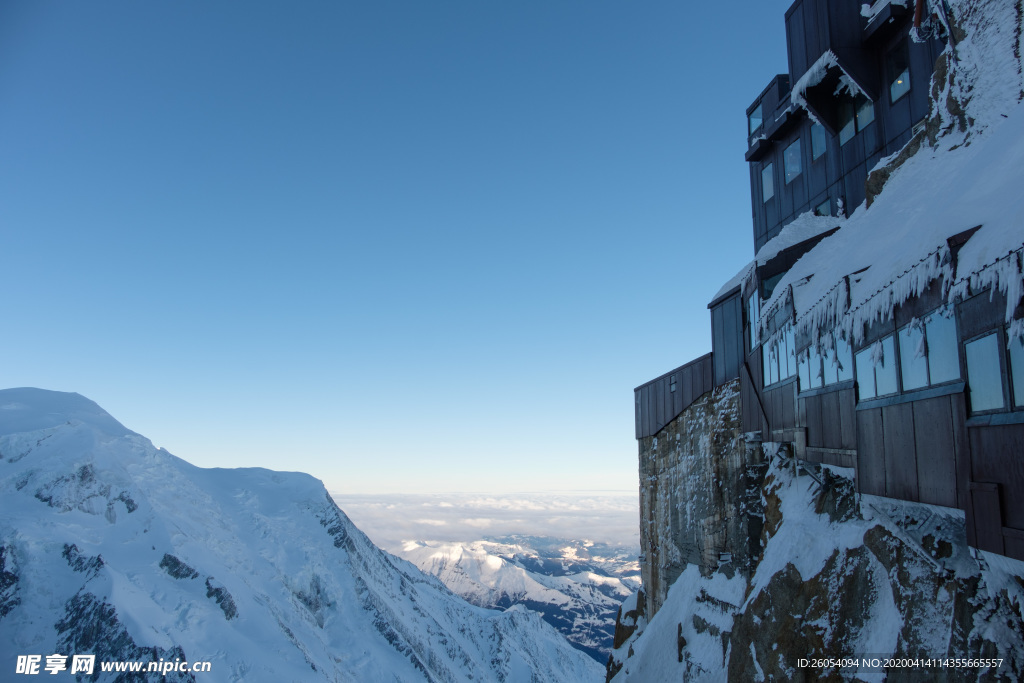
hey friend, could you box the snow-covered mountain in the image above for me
[397,536,639,662]
[0,388,602,682]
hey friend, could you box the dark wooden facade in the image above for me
[634,354,713,440]
[710,289,744,387]
[746,0,943,252]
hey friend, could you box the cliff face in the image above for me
[636,380,765,616]
[611,452,1024,681]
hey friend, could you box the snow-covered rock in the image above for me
[397,536,639,662]
[0,388,601,682]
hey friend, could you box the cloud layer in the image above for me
[331,491,640,551]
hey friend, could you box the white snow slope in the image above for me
[0,388,601,682]
[398,538,639,662]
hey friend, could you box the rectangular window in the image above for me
[1009,331,1024,408]
[838,101,856,145]
[784,139,802,184]
[811,123,826,160]
[748,292,760,349]
[782,326,796,379]
[762,163,774,202]
[926,312,960,383]
[669,376,677,393]
[798,351,811,391]
[898,323,929,391]
[856,94,875,131]
[835,335,853,382]
[887,41,911,103]
[875,335,898,396]
[749,104,763,136]
[814,199,830,217]
[856,335,897,400]
[807,345,823,389]
[966,332,1005,412]
[856,346,876,399]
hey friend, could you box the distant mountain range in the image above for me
[397,535,640,662]
[0,388,601,681]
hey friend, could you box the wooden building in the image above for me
[635,0,1024,562]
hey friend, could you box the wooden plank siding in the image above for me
[633,354,715,440]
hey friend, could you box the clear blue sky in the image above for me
[1,0,793,493]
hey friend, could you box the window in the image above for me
[811,122,827,160]
[855,94,875,130]
[669,375,677,393]
[814,199,830,217]
[749,104,763,136]
[762,163,774,202]
[855,334,897,399]
[926,313,960,383]
[965,332,1005,412]
[784,139,802,184]
[839,94,875,145]
[798,332,852,392]
[762,324,796,387]
[1010,332,1024,408]
[887,41,911,103]
[838,102,856,145]
[748,292,760,349]
[898,322,929,390]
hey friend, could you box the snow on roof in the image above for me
[709,213,845,306]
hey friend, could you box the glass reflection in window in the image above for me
[965,333,1005,412]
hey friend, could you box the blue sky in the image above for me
[1,0,793,493]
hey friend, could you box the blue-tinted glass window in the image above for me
[899,324,929,391]
[823,345,839,385]
[798,351,811,392]
[926,313,960,383]
[835,335,853,382]
[1010,332,1024,408]
[814,199,830,217]
[856,94,875,130]
[838,102,856,145]
[783,326,796,378]
[811,123,826,160]
[966,333,1005,412]
[875,335,898,396]
[887,42,911,103]
[762,163,775,202]
[856,346,875,399]
[749,104,763,136]
[784,140,802,184]
[808,345,824,389]
[748,293,760,349]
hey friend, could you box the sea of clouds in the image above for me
[331,491,640,552]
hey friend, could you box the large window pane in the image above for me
[823,345,839,385]
[748,293,760,349]
[887,42,911,103]
[856,94,875,130]
[856,346,875,399]
[811,122,826,160]
[965,333,1005,412]
[839,102,855,145]
[784,139,802,184]
[808,345,824,389]
[875,336,898,396]
[798,351,811,392]
[899,324,928,391]
[762,163,775,202]
[835,335,853,382]
[926,313,960,383]
[783,326,796,378]
[1010,332,1024,408]
[749,104,763,136]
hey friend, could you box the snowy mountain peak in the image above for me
[0,388,133,439]
[0,389,601,681]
